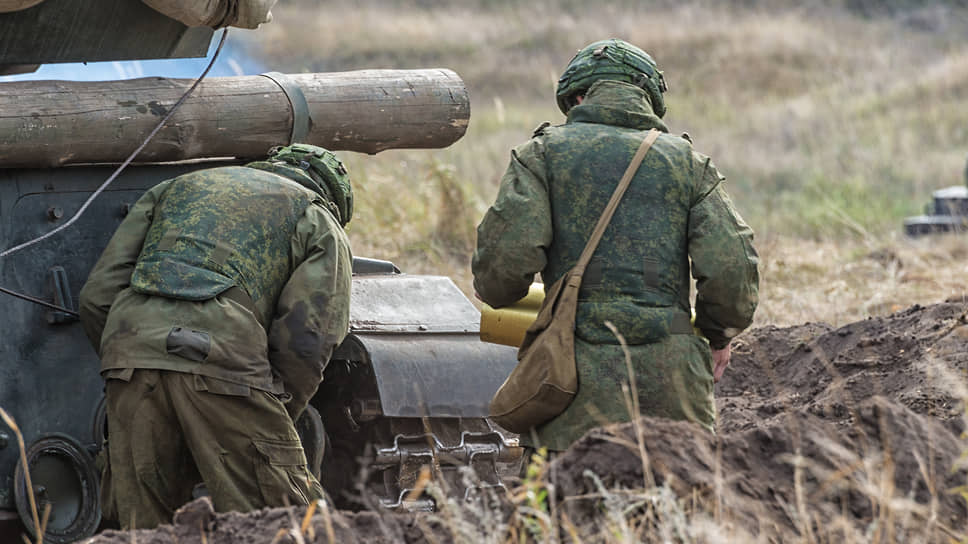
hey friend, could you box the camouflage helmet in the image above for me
[556,38,668,117]
[266,143,353,226]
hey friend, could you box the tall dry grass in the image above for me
[756,233,968,327]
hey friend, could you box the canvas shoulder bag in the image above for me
[489,129,661,433]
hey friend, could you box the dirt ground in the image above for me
[556,301,968,542]
[84,302,968,544]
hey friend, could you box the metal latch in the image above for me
[47,266,78,325]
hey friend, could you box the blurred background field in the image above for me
[240,0,968,327]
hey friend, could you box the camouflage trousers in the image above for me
[102,369,322,529]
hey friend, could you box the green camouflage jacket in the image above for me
[79,165,353,419]
[473,80,758,349]
[472,81,758,448]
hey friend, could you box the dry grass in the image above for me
[756,233,968,327]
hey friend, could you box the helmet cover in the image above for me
[266,143,353,226]
[556,38,667,117]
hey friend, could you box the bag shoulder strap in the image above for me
[573,129,660,275]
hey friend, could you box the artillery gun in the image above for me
[0,2,520,542]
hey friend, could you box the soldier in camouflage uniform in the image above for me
[79,144,353,529]
[473,39,759,452]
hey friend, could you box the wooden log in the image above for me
[0,69,470,167]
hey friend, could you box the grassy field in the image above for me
[241,0,968,327]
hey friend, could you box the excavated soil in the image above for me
[84,302,968,543]
[556,301,968,542]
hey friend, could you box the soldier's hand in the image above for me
[712,343,731,382]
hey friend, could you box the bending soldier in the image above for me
[473,39,759,452]
[79,144,353,529]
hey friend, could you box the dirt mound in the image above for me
[555,397,965,542]
[84,303,968,544]
[719,302,967,435]
[554,302,968,542]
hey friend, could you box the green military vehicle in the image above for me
[0,2,520,542]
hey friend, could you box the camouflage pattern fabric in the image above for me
[102,369,322,530]
[80,164,353,419]
[556,38,667,117]
[473,80,758,449]
[131,166,314,309]
[252,143,354,226]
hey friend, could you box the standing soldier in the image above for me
[473,39,759,452]
[79,144,354,529]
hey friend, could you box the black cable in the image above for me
[0,286,80,317]
[0,29,230,316]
